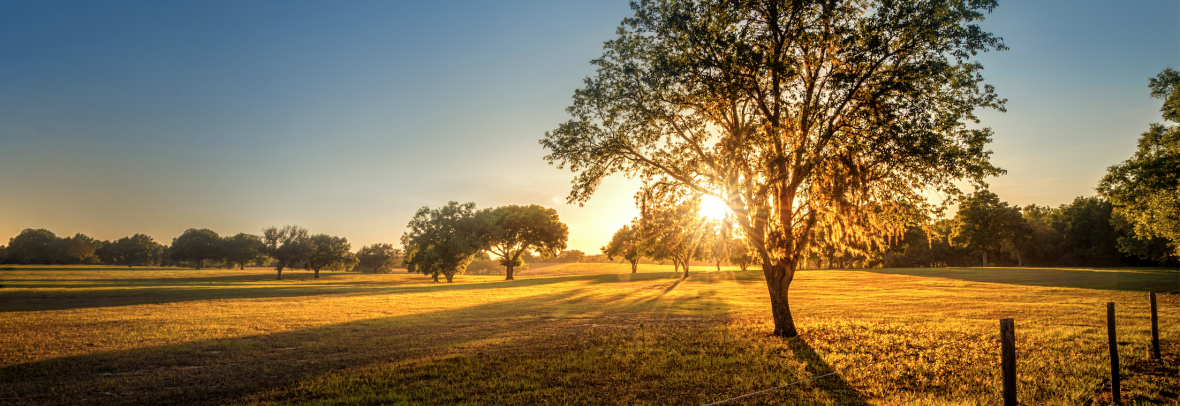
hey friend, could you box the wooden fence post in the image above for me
[1107,302,1121,404]
[1001,318,1016,406]
[1151,292,1161,360]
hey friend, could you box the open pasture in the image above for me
[1,265,1177,405]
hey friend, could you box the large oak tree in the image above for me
[479,205,569,280]
[401,202,490,283]
[542,0,1005,336]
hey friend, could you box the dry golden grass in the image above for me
[0,264,1177,405]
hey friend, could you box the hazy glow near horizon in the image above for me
[0,1,1176,253]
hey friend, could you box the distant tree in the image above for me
[6,229,61,264]
[479,205,569,280]
[305,234,354,278]
[635,185,711,279]
[169,228,223,269]
[602,224,642,273]
[401,202,491,283]
[354,243,403,274]
[0,245,7,264]
[262,225,311,280]
[706,220,729,271]
[102,234,164,266]
[951,190,1024,266]
[1098,68,1180,261]
[728,238,753,271]
[60,233,102,264]
[1060,197,1122,266]
[554,250,586,263]
[223,233,268,270]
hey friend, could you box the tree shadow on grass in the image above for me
[862,267,1180,292]
[0,271,695,313]
[0,279,870,405]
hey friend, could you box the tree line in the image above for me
[0,226,405,279]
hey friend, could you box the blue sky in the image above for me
[0,0,1177,252]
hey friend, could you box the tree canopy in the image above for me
[223,233,268,270]
[542,0,1006,336]
[263,225,311,280]
[169,228,223,269]
[355,243,403,274]
[602,224,643,273]
[480,204,569,280]
[1098,68,1180,260]
[950,190,1025,267]
[305,234,355,279]
[401,202,490,283]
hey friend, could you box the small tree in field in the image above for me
[263,225,311,280]
[479,205,569,280]
[401,202,490,283]
[355,243,403,273]
[728,238,753,271]
[635,184,712,279]
[223,233,267,270]
[170,228,223,269]
[305,234,354,279]
[602,224,643,273]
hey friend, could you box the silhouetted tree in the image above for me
[169,228,223,269]
[6,229,60,264]
[305,234,354,278]
[60,233,102,264]
[263,225,311,280]
[101,234,164,266]
[223,233,268,270]
[354,243,403,274]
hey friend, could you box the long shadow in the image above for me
[862,267,1180,292]
[0,271,679,313]
[779,337,871,405]
[0,277,870,405]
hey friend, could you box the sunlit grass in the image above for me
[1,264,1177,404]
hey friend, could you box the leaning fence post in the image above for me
[1107,302,1121,404]
[1150,292,1161,360]
[1001,318,1016,406]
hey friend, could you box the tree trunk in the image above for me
[445,273,454,283]
[630,260,638,273]
[764,258,798,337]
[505,264,514,281]
[716,260,721,272]
[674,260,680,274]
[276,268,283,280]
[196,258,202,270]
[432,274,439,283]
[240,263,245,270]
[314,269,320,279]
[681,255,690,279]
[1015,249,1023,267]
[982,250,988,267]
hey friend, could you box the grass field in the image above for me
[1,264,1178,405]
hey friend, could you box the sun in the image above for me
[699,195,728,220]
